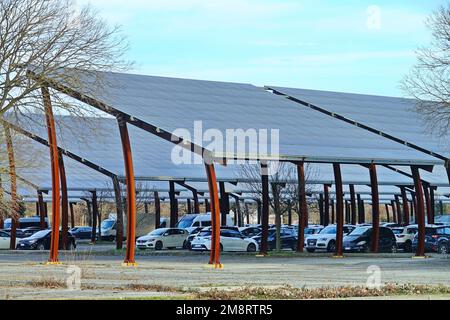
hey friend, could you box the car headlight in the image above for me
[320,238,328,241]
[356,241,366,246]
[148,238,156,242]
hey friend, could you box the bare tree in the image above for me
[0,0,130,246]
[401,4,450,137]
[239,162,319,252]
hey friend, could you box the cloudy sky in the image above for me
[76,0,445,97]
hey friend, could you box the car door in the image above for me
[176,229,187,247]
[220,230,235,251]
[229,230,245,251]
[0,231,10,249]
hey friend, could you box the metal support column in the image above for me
[385,204,390,223]
[297,162,308,253]
[69,203,75,229]
[333,164,344,257]
[117,117,137,266]
[369,164,380,253]
[391,200,397,223]
[154,191,161,229]
[395,195,402,224]
[318,195,324,226]
[112,176,124,250]
[219,182,229,226]
[260,163,270,256]
[324,185,330,226]
[91,191,98,243]
[169,181,178,228]
[38,191,46,230]
[411,166,426,257]
[349,184,357,225]
[400,187,410,225]
[58,154,69,250]
[204,163,221,268]
[42,87,61,264]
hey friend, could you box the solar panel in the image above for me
[38,70,443,166]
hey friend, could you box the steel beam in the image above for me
[411,166,426,257]
[204,163,221,267]
[395,195,402,224]
[42,87,61,264]
[59,154,69,250]
[112,176,124,249]
[169,181,178,228]
[333,164,344,257]
[117,117,137,266]
[318,195,324,226]
[297,162,308,253]
[349,184,357,225]
[324,185,330,226]
[369,164,380,253]
[219,182,229,226]
[385,204,390,222]
[154,191,161,229]
[91,191,98,243]
[260,163,270,256]
[400,187,410,225]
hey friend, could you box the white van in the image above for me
[176,213,233,233]
[100,214,169,241]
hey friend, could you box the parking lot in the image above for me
[0,244,449,300]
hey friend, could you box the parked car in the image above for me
[16,230,76,251]
[0,230,10,250]
[239,226,262,238]
[4,217,49,229]
[304,226,324,239]
[184,227,204,250]
[382,223,403,228]
[252,228,298,251]
[70,226,96,240]
[136,228,189,250]
[412,225,450,254]
[191,228,258,252]
[177,214,232,233]
[343,226,397,253]
[391,225,418,252]
[305,225,356,253]
[21,227,44,238]
[2,228,27,239]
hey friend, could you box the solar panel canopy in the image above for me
[268,86,450,158]
[39,70,444,166]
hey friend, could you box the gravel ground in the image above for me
[0,247,449,300]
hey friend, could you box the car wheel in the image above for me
[307,248,315,253]
[37,243,45,251]
[155,241,163,251]
[327,241,336,253]
[438,243,449,255]
[362,244,370,253]
[247,243,257,253]
[68,242,76,251]
[403,241,412,253]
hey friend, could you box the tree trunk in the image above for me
[4,124,18,250]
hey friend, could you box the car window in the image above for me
[192,221,200,227]
[201,221,211,227]
[445,227,450,235]
[0,231,7,237]
[436,228,445,235]
[407,228,417,234]
[220,230,231,237]
[228,230,242,238]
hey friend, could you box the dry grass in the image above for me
[193,284,450,300]
[28,278,66,289]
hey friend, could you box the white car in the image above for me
[136,228,188,250]
[191,228,259,252]
[0,231,10,250]
[304,225,356,253]
[391,225,418,252]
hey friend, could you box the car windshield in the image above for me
[349,227,371,236]
[392,228,404,235]
[29,230,50,239]
[4,221,11,229]
[319,226,337,235]
[148,229,166,236]
[176,216,196,229]
[198,230,212,237]
[101,220,115,229]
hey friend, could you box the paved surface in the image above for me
[0,248,449,300]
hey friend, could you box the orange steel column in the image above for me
[58,153,69,250]
[411,166,426,257]
[117,117,137,266]
[42,87,61,265]
[369,164,380,253]
[297,162,308,253]
[333,163,344,257]
[204,163,222,268]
